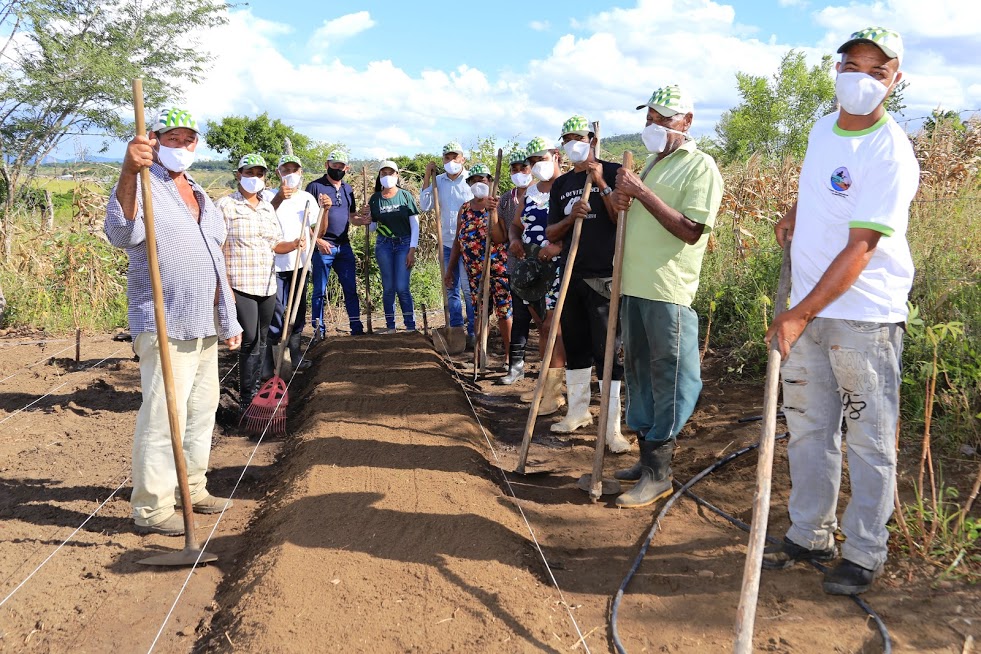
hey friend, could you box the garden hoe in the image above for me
[241,204,328,436]
[733,243,792,653]
[432,179,467,354]
[514,179,593,476]
[473,149,503,379]
[131,79,216,567]
[362,166,373,334]
[579,150,634,499]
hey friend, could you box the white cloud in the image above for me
[308,11,375,52]
[155,1,981,162]
[529,20,551,31]
[777,0,807,7]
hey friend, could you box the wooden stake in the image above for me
[362,167,373,334]
[74,328,81,364]
[474,149,503,380]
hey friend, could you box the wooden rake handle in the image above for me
[588,150,632,500]
[733,244,792,653]
[515,178,593,474]
[475,149,504,377]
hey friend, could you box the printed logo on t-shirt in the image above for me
[830,167,852,195]
[561,193,596,219]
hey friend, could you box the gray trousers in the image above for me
[781,317,904,571]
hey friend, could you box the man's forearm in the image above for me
[545,217,572,241]
[117,172,139,221]
[791,238,878,321]
[635,185,704,245]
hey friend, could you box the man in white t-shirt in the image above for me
[263,154,318,374]
[762,27,920,596]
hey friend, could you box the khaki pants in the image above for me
[131,333,219,527]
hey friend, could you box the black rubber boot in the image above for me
[288,332,311,371]
[261,341,276,380]
[614,459,643,481]
[239,347,263,410]
[501,344,525,385]
[615,439,675,508]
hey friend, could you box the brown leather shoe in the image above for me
[191,494,233,514]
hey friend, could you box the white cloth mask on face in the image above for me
[563,140,591,164]
[239,175,265,194]
[281,172,302,188]
[444,161,463,176]
[470,182,490,199]
[510,172,533,188]
[157,145,196,173]
[531,160,554,182]
[835,71,893,116]
[380,174,399,190]
[641,123,689,154]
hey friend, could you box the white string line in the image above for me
[0,472,131,610]
[0,338,72,348]
[0,343,76,386]
[432,337,591,652]
[0,347,127,428]
[145,338,313,654]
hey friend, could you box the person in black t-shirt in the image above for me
[545,115,631,454]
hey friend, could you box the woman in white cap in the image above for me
[216,153,305,415]
[357,160,420,332]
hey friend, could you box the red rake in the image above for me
[240,204,327,437]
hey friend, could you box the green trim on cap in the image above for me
[278,154,302,168]
[327,150,349,163]
[467,163,490,177]
[442,141,464,155]
[237,153,268,170]
[525,137,551,157]
[561,115,590,137]
[508,149,527,165]
[833,113,889,137]
[152,108,199,134]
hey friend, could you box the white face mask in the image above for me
[444,161,463,176]
[280,172,302,188]
[835,71,893,116]
[510,172,532,188]
[563,140,591,164]
[641,123,688,154]
[470,182,489,199]
[531,159,554,182]
[239,175,265,194]
[380,174,398,189]
[157,145,196,173]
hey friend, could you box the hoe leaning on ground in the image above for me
[432,179,467,354]
[473,149,503,379]
[514,178,594,476]
[130,78,217,567]
[362,166,373,334]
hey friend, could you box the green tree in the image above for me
[203,113,344,175]
[923,107,966,134]
[0,0,229,254]
[714,50,838,164]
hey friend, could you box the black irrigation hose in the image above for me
[610,432,893,654]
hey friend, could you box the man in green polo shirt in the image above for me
[610,85,724,508]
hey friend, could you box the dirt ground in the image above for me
[0,324,978,653]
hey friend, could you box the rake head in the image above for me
[240,375,289,436]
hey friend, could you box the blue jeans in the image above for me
[375,235,416,330]
[781,317,903,571]
[311,242,364,335]
[622,296,702,443]
[442,244,474,335]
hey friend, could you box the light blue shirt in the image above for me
[419,171,474,244]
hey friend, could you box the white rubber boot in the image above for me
[605,380,632,454]
[551,368,594,433]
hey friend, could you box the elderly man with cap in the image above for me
[610,86,724,509]
[420,142,476,348]
[105,108,242,535]
[262,154,319,374]
[762,27,918,596]
[546,116,632,454]
[306,150,364,339]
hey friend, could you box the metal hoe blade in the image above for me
[138,546,217,567]
[577,473,621,496]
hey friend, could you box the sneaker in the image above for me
[761,537,837,570]
[135,513,186,536]
[190,494,233,514]
[375,327,396,335]
[822,559,878,595]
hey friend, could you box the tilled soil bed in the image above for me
[0,329,978,653]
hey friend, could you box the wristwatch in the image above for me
[600,186,613,197]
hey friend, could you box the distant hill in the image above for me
[600,133,644,160]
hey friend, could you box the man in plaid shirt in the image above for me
[105,108,242,536]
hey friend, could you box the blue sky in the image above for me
[59,0,981,162]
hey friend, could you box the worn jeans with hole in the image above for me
[131,333,218,526]
[781,317,904,571]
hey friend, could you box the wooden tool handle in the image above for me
[362,167,373,334]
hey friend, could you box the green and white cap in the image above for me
[508,148,527,165]
[560,115,591,138]
[151,108,199,134]
[328,150,349,164]
[442,141,465,156]
[237,153,268,170]
[636,85,693,117]
[278,154,302,168]
[467,163,490,178]
[525,137,552,157]
[837,26,904,65]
